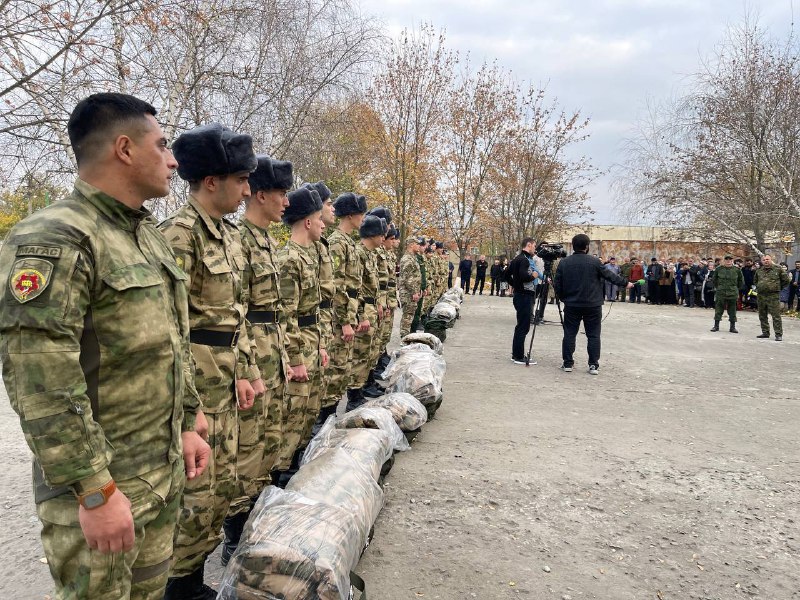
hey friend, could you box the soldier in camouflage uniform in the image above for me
[274,188,329,484]
[159,123,261,599]
[710,255,745,334]
[221,156,294,565]
[363,206,393,398]
[398,237,423,338]
[315,193,366,428]
[0,93,209,600]
[414,243,430,333]
[345,215,388,411]
[378,225,400,363]
[754,254,792,341]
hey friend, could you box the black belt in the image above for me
[378,283,388,290]
[247,309,279,324]
[362,297,376,305]
[347,288,358,299]
[320,299,332,310]
[298,313,318,327]
[190,328,240,347]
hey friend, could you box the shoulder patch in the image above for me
[16,245,62,259]
[9,258,54,303]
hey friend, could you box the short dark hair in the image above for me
[571,233,590,252]
[68,93,157,166]
[520,237,535,249]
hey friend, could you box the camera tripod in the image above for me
[525,266,564,367]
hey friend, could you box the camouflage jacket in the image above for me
[277,240,322,366]
[712,265,744,298]
[356,244,379,324]
[418,254,428,291]
[386,249,398,309]
[327,229,361,327]
[398,253,421,302]
[0,179,198,491]
[240,218,289,389]
[315,237,335,348]
[754,265,791,295]
[375,247,391,311]
[159,196,256,412]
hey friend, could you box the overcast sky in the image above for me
[357,0,796,224]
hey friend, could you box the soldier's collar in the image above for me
[188,195,224,240]
[240,217,272,249]
[74,179,151,231]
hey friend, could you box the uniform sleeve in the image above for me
[278,252,303,366]
[239,233,262,382]
[0,236,113,489]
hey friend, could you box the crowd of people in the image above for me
[0,93,454,600]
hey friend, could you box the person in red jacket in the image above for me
[629,258,645,303]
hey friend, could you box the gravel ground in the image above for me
[2,294,799,599]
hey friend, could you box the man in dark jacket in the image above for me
[473,255,488,294]
[788,260,800,311]
[554,233,632,375]
[489,258,502,295]
[509,238,541,364]
[645,257,663,304]
[458,255,473,293]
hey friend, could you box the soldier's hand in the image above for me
[342,324,355,342]
[285,364,295,380]
[291,364,309,382]
[251,378,266,397]
[320,349,329,368]
[195,410,209,440]
[356,320,370,333]
[181,430,210,480]
[236,379,255,410]
[626,282,635,289]
[79,489,134,554]
[412,292,421,301]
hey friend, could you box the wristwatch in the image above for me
[76,480,117,510]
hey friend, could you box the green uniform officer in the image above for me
[0,93,209,600]
[160,123,260,599]
[711,255,744,333]
[754,255,792,341]
[221,156,293,564]
[398,238,423,338]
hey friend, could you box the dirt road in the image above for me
[2,295,799,599]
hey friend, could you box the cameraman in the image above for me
[554,233,633,375]
[509,237,543,364]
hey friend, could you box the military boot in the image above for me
[221,511,250,566]
[276,447,305,488]
[346,387,365,412]
[729,322,738,333]
[164,566,217,600]
[362,368,384,398]
[710,320,720,331]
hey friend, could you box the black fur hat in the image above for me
[360,215,386,238]
[385,225,398,239]
[367,205,392,223]
[249,155,294,192]
[283,187,323,225]
[173,123,257,181]
[333,192,364,217]
[435,241,444,249]
[306,181,331,201]
[356,194,368,213]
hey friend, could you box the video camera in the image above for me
[535,242,567,263]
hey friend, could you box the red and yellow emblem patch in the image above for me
[9,258,53,303]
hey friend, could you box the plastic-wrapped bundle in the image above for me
[335,406,410,452]
[429,301,458,322]
[217,486,364,600]
[381,343,446,412]
[400,332,443,355]
[362,392,427,431]
[302,417,392,481]
[445,286,464,300]
[287,449,384,544]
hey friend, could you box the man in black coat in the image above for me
[473,255,488,294]
[508,238,541,364]
[489,258,502,295]
[554,233,632,375]
[459,255,473,292]
[788,260,800,311]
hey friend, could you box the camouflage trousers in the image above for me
[714,295,738,323]
[349,325,378,390]
[38,461,184,599]
[172,407,238,576]
[399,298,416,338]
[276,359,321,471]
[758,293,783,335]
[229,380,285,516]
[321,325,354,409]
[377,308,394,358]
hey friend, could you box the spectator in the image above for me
[788,260,800,311]
[489,258,502,295]
[779,262,791,310]
[499,258,509,297]
[680,263,697,307]
[660,261,677,304]
[604,257,621,301]
[458,255,473,292]
[619,257,632,302]
[702,262,716,308]
[645,257,664,304]
[448,258,454,288]
[473,254,488,295]
[629,258,644,303]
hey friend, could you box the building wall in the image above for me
[585,240,752,261]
